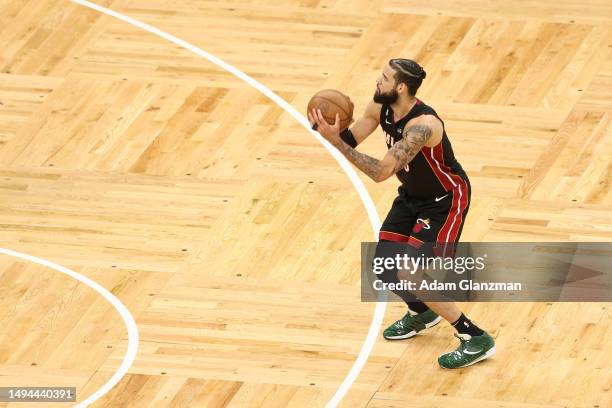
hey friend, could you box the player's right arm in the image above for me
[347,100,381,146]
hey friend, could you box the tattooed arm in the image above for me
[336,122,437,182]
[309,108,442,183]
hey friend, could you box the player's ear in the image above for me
[396,83,404,94]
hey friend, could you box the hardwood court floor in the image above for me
[0,0,610,407]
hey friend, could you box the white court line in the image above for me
[70,1,386,406]
[0,248,138,408]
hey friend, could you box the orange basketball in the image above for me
[307,89,354,131]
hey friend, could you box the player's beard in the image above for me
[373,88,399,104]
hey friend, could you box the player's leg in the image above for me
[376,240,443,340]
[377,189,442,340]
[409,180,495,368]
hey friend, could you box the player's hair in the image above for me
[389,58,427,96]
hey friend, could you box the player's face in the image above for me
[374,64,399,104]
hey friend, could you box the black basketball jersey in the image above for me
[380,99,468,199]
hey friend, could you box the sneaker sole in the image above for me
[383,316,443,340]
[441,345,496,369]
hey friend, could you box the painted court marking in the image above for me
[0,248,139,408]
[71,1,386,406]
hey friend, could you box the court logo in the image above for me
[413,218,431,233]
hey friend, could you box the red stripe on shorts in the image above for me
[379,231,410,242]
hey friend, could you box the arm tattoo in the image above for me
[341,145,385,181]
[391,125,433,171]
[335,124,433,182]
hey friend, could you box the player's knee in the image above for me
[374,239,425,284]
[373,241,421,302]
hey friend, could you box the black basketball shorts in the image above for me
[379,179,471,256]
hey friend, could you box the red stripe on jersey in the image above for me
[423,144,455,190]
[436,180,469,244]
[429,141,470,244]
[421,147,451,189]
[432,142,468,192]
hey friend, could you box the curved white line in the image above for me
[0,248,139,407]
[70,1,385,406]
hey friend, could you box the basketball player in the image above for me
[308,59,495,368]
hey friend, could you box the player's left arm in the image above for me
[314,111,442,183]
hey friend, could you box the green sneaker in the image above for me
[383,309,442,340]
[438,332,496,369]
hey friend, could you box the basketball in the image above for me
[307,89,354,130]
